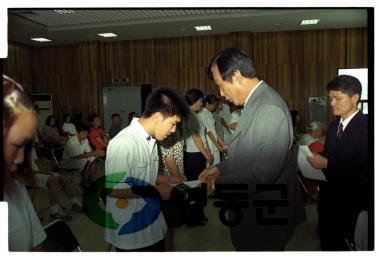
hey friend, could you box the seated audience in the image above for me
[298,121,326,146]
[62,113,78,137]
[108,113,122,139]
[61,123,105,188]
[40,115,68,147]
[31,145,84,221]
[88,113,109,151]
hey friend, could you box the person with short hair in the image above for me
[298,121,326,147]
[88,113,109,151]
[3,75,46,251]
[200,48,306,251]
[307,75,368,250]
[109,113,122,139]
[105,87,189,252]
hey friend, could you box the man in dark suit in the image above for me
[307,75,368,250]
[199,48,306,251]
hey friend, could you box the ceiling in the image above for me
[8,8,368,47]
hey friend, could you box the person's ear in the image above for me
[152,112,163,124]
[352,94,360,105]
[232,70,243,85]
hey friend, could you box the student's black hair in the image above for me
[207,47,256,82]
[326,75,362,101]
[87,113,99,124]
[111,113,120,119]
[204,94,218,105]
[75,123,90,133]
[142,87,189,119]
[184,88,204,106]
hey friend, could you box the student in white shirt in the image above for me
[105,87,189,251]
[61,123,105,188]
[62,113,77,137]
[229,105,242,135]
[182,89,213,180]
[199,94,227,166]
[3,75,46,251]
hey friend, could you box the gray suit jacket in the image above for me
[216,81,306,251]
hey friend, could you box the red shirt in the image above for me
[89,128,106,150]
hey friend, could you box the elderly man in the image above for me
[199,48,305,251]
[307,75,368,250]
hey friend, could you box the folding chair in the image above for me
[42,219,81,251]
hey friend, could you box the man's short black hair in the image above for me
[185,88,204,106]
[142,87,189,119]
[111,113,120,119]
[75,123,89,133]
[326,75,362,101]
[207,47,256,82]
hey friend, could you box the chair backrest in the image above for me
[51,147,65,170]
[42,219,81,251]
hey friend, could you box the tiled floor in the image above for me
[32,179,320,251]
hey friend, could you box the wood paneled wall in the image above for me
[3,28,368,132]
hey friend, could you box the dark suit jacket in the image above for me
[215,82,306,250]
[319,111,368,239]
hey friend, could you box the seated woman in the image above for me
[40,115,68,147]
[88,113,109,151]
[62,113,77,137]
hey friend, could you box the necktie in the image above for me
[337,123,344,140]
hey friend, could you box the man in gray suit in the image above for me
[199,48,305,251]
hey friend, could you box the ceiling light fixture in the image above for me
[194,25,212,31]
[54,9,76,15]
[31,38,51,42]
[300,19,320,25]
[98,33,118,38]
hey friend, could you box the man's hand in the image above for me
[156,183,173,200]
[307,153,328,169]
[157,174,184,186]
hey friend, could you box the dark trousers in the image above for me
[318,210,349,250]
[115,239,165,252]
[184,152,206,181]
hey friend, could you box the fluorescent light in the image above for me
[54,9,75,15]
[98,33,118,38]
[300,19,320,25]
[194,25,212,31]
[31,38,51,42]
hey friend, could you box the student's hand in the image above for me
[204,151,213,165]
[307,153,328,169]
[156,183,174,200]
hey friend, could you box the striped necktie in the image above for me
[337,123,344,140]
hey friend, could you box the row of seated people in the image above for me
[31,118,107,224]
